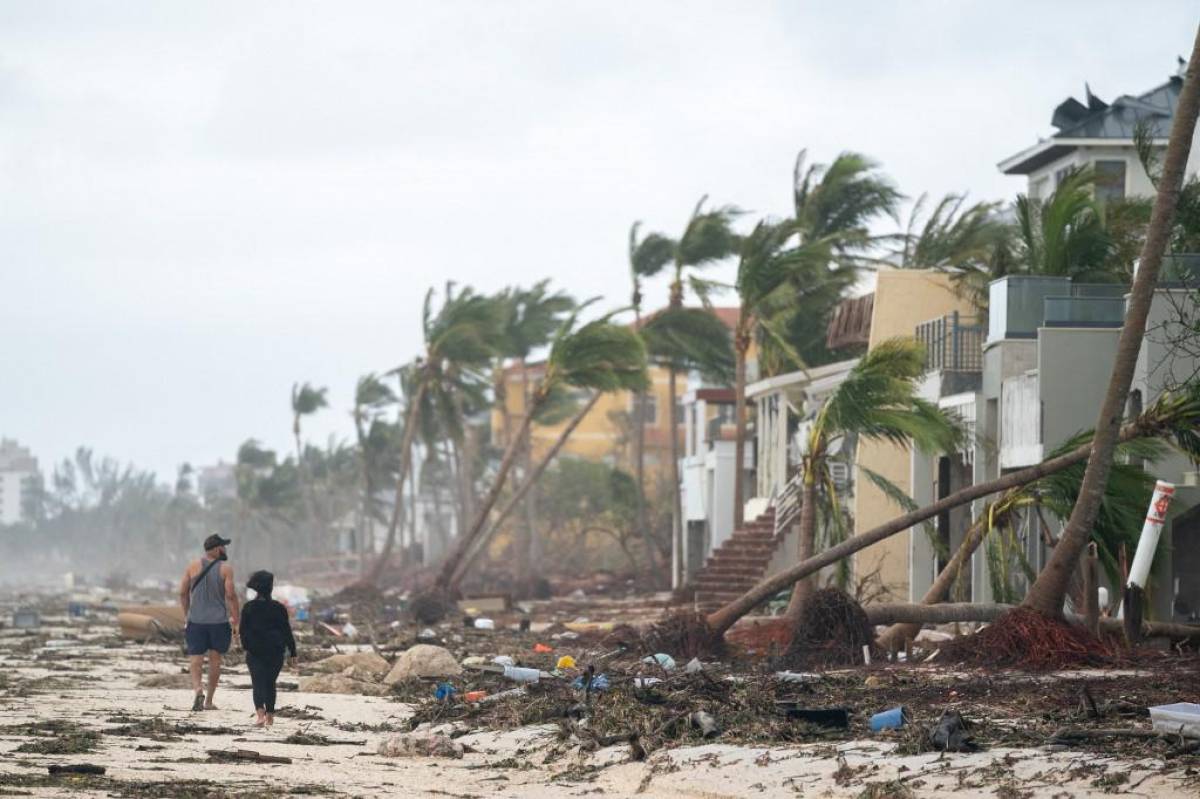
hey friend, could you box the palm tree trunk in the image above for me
[877,514,990,649]
[703,413,1160,638]
[1022,32,1200,618]
[436,392,543,591]
[732,325,749,531]
[668,363,684,587]
[354,416,372,573]
[517,359,536,593]
[784,463,818,619]
[366,380,427,585]
[449,392,601,589]
[632,308,655,575]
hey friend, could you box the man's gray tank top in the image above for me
[188,557,228,624]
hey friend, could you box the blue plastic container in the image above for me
[870,706,908,732]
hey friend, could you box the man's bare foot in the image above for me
[204,702,218,710]
[191,692,204,712]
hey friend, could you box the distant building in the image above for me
[999,63,1195,201]
[0,438,40,526]
[197,461,237,504]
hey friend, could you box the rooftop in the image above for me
[999,66,1184,175]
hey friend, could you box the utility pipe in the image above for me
[1118,480,1175,619]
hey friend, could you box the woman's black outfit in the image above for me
[239,597,296,714]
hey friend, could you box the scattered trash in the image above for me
[684,657,703,674]
[379,732,466,759]
[633,677,661,688]
[642,653,675,671]
[13,608,41,629]
[502,665,544,684]
[417,628,439,642]
[928,710,977,751]
[870,706,909,732]
[556,655,576,670]
[492,655,515,667]
[533,642,553,653]
[690,711,720,738]
[341,621,359,638]
[384,644,463,684]
[477,687,526,704]
[464,690,488,703]
[551,630,579,640]
[775,671,822,685]
[573,672,610,691]
[1150,702,1200,738]
[434,682,455,701]
[473,618,495,630]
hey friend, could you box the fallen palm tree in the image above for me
[696,381,1200,644]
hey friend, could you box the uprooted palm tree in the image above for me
[434,308,649,594]
[365,284,503,585]
[1022,32,1200,619]
[877,434,1167,649]
[783,338,962,618]
[694,377,1200,643]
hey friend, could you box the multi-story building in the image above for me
[196,461,237,504]
[0,438,40,526]
[999,64,1195,202]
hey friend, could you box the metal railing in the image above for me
[915,311,984,373]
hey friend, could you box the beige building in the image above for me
[851,270,976,600]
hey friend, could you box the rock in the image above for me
[309,651,390,677]
[340,664,384,682]
[377,732,463,759]
[384,644,462,685]
[299,673,390,696]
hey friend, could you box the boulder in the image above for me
[309,651,390,677]
[384,644,461,685]
[299,673,390,696]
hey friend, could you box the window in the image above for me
[1094,160,1126,203]
[631,394,658,426]
[1054,166,1073,188]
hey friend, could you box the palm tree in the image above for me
[365,284,503,585]
[783,338,961,617]
[352,373,396,561]
[1023,34,1200,618]
[660,197,740,585]
[701,376,1200,640]
[435,310,649,591]
[496,281,575,591]
[628,222,676,567]
[1014,168,1117,282]
[290,382,328,529]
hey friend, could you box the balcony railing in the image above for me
[916,312,984,373]
[1043,296,1126,327]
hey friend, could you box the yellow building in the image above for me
[491,308,741,479]
[851,269,976,600]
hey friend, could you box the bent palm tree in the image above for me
[353,374,397,561]
[784,338,961,617]
[290,382,329,528]
[435,311,649,591]
[365,285,502,585]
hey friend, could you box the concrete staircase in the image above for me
[690,508,784,613]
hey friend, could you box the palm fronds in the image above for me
[639,306,735,384]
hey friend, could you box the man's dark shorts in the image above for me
[185,622,232,656]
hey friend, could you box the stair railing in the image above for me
[772,469,804,536]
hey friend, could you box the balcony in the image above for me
[1156,253,1200,286]
[988,276,1127,341]
[916,312,984,373]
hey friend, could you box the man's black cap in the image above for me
[203,534,232,551]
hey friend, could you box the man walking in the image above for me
[179,533,239,711]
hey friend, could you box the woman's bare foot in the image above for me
[265,714,274,727]
[254,709,267,727]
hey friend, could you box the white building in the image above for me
[196,461,237,504]
[999,63,1196,201]
[0,439,39,526]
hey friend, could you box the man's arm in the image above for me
[179,563,193,616]
[224,565,240,631]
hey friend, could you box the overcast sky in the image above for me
[2,1,1196,483]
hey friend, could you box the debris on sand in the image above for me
[378,732,465,759]
[783,588,876,668]
[938,607,1114,670]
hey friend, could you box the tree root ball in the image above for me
[783,588,876,668]
[609,611,725,659]
[938,607,1113,670]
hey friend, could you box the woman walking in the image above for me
[239,570,297,727]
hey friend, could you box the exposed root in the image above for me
[783,588,876,669]
[607,611,724,659]
[938,607,1116,670]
